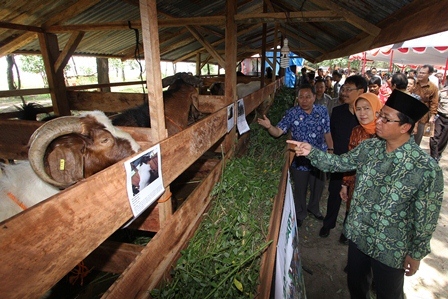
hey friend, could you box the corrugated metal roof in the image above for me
[1,0,447,64]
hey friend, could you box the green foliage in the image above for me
[19,55,48,86]
[151,86,296,298]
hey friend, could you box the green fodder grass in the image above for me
[151,87,296,299]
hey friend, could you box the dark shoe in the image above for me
[307,209,324,220]
[297,219,303,227]
[339,233,349,245]
[319,226,330,238]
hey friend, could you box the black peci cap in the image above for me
[385,89,429,122]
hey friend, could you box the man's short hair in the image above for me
[391,73,408,89]
[368,76,382,86]
[298,84,315,94]
[422,64,434,74]
[344,75,368,92]
[332,70,342,78]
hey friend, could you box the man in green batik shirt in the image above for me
[287,89,444,299]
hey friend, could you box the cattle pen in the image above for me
[0,74,287,298]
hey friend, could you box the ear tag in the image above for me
[59,159,65,171]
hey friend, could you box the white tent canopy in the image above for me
[350,31,448,70]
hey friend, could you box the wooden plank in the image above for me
[66,81,146,91]
[0,87,50,97]
[84,241,144,274]
[257,150,293,298]
[196,95,227,113]
[102,150,226,298]
[67,91,147,112]
[0,108,228,299]
[0,120,41,159]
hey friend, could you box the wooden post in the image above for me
[139,0,172,223]
[38,33,70,116]
[196,52,201,76]
[261,2,267,87]
[222,0,237,155]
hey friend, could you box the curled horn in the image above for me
[28,116,84,188]
[162,72,203,88]
[178,72,203,87]
[162,74,177,88]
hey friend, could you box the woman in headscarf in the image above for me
[339,92,383,243]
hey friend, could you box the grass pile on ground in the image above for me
[151,87,296,298]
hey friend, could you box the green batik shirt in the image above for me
[307,137,444,269]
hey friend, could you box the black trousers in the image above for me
[322,172,343,229]
[430,114,448,160]
[290,166,325,221]
[347,241,405,299]
[414,122,425,146]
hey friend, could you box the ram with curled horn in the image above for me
[0,111,140,222]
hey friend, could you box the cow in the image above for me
[0,110,140,222]
[112,72,203,136]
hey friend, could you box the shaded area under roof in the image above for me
[1,0,448,65]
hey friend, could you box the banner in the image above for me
[275,172,306,298]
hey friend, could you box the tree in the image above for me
[19,55,48,86]
[6,54,25,104]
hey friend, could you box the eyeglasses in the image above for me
[375,112,400,123]
[340,87,359,93]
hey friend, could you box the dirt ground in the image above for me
[298,136,448,299]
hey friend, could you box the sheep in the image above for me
[112,72,202,136]
[0,110,140,222]
[209,81,261,98]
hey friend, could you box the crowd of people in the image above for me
[258,64,445,298]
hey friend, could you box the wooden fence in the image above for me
[0,78,283,298]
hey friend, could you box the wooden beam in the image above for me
[138,0,165,142]
[234,10,340,23]
[0,88,50,97]
[309,0,381,36]
[65,80,145,91]
[38,33,70,116]
[55,31,85,74]
[139,0,173,230]
[186,26,225,68]
[0,21,43,32]
[43,11,339,33]
[0,32,37,57]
